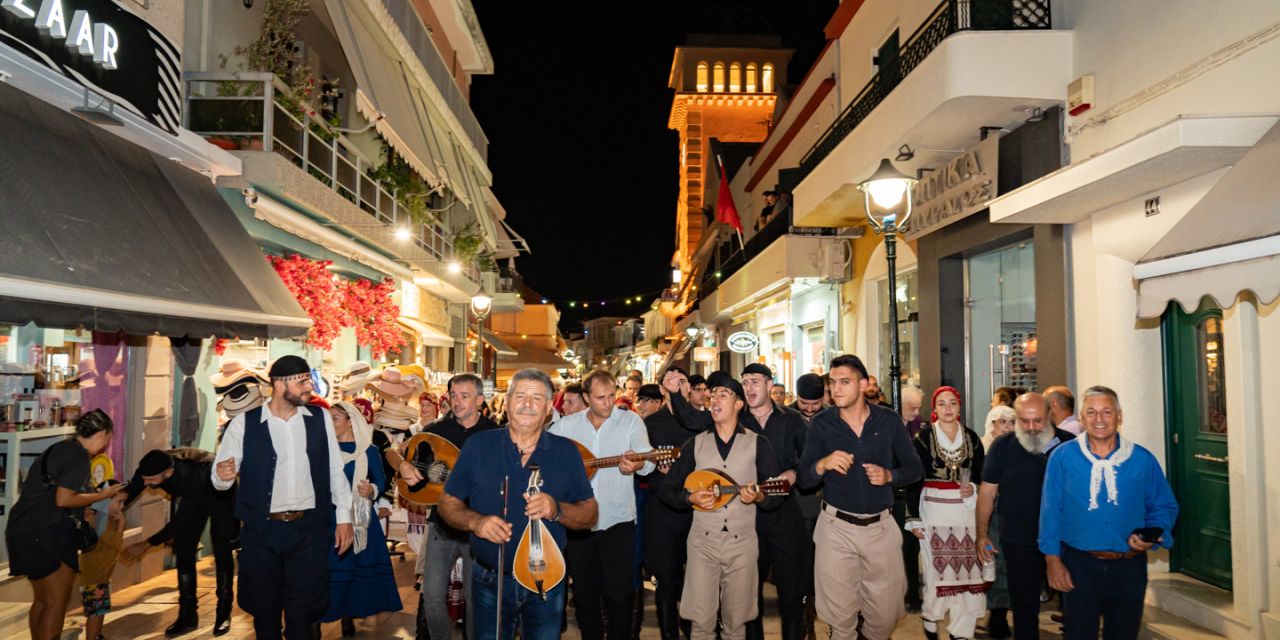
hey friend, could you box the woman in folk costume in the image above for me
[322,401,403,635]
[905,386,988,640]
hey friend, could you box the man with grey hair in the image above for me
[975,393,1073,639]
[1044,386,1082,436]
[1038,386,1178,640]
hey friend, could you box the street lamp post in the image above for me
[470,293,493,383]
[857,158,918,415]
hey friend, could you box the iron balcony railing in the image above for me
[380,0,489,162]
[183,72,460,268]
[797,0,1050,182]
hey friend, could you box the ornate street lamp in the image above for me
[471,293,493,380]
[857,158,917,414]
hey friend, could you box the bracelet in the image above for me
[549,500,562,523]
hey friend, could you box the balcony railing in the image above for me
[380,0,489,161]
[183,72,455,264]
[796,0,1050,182]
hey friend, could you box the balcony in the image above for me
[184,72,482,297]
[793,0,1070,228]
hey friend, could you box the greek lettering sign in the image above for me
[904,135,999,241]
[1,0,182,133]
[727,331,759,354]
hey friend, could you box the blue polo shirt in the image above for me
[444,428,595,571]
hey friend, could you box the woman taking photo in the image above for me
[905,387,987,640]
[322,400,402,636]
[5,409,125,640]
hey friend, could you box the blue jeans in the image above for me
[471,561,566,640]
[1060,545,1147,640]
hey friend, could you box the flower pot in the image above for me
[239,138,264,151]
[207,136,237,151]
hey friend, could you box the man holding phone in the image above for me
[1037,386,1179,640]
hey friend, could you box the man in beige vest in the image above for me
[659,372,783,640]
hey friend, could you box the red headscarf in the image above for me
[930,386,962,423]
[350,397,375,424]
[308,396,331,410]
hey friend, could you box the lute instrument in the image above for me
[395,433,460,506]
[683,468,793,512]
[512,465,566,599]
[571,441,681,480]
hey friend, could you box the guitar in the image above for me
[395,433,460,506]
[513,465,567,600]
[683,468,793,512]
[571,441,681,480]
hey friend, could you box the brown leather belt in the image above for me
[1087,550,1142,560]
[268,510,309,522]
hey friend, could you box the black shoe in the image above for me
[165,572,200,637]
[213,570,234,636]
[342,617,356,636]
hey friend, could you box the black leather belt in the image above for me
[268,510,309,522]
[823,502,881,526]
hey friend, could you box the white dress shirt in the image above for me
[551,408,654,531]
[212,405,353,524]
[1058,414,1083,436]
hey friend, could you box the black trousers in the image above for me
[746,497,808,640]
[566,521,637,640]
[1003,542,1046,640]
[645,494,692,636]
[237,511,331,640]
[172,487,240,576]
[1060,545,1148,640]
[892,491,922,606]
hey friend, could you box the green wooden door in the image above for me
[1161,301,1232,589]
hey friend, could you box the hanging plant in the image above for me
[269,254,345,350]
[366,139,437,226]
[452,221,485,264]
[344,278,406,360]
[232,0,312,94]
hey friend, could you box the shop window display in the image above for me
[878,271,920,391]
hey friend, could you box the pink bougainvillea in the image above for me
[269,254,405,358]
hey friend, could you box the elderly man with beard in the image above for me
[975,393,1073,640]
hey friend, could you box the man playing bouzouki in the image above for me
[438,368,598,640]
[659,372,783,640]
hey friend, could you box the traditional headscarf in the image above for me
[930,385,962,423]
[350,397,375,424]
[334,401,374,552]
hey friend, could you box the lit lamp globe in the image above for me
[856,158,917,233]
[685,326,700,339]
[470,293,493,320]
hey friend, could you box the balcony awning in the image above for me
[323,0,448,191]
[1133,120,1280,318]
[397,317,455,348]
[481,329,518,357]
[0,83,310,339]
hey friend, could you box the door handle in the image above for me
[1193,453,1228,464]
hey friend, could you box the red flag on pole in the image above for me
[714,155,744,234]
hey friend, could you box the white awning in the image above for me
[1134,120,1280,318]
[397,317,455,347]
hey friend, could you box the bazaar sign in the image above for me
[727,331,760,354]
[903,135,999,242]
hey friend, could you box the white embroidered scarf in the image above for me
[336,401,374,552]
[1075,432,1133,510]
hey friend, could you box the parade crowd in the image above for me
[4,353,1179,640]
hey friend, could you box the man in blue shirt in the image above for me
[1038,386,1179,640]
[550,369,653,640]
[439,369,598,640]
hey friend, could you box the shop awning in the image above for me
[481,329,518,357]
[0,83,310,339]
[397,317,455,347]
[496,342,573,372]
[1134,120,1280,318]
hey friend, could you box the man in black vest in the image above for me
[212,355,354,640]
[121,448,239,636]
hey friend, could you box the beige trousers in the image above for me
[680,528,759,640]
[813,507,907,640]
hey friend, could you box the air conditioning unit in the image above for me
[818,239,851,283]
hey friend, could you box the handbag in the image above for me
[40,443,99,552]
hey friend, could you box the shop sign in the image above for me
[1,0,182,134]
[904,135,999,242]
[727,331,760,354]
[693,346,717,363]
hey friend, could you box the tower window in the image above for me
[729,62,741,92]
[696,61,708,92]
[762,63,774,93]
[713,62,725,93]
[745,63,758,92]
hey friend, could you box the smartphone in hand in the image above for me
[1132,526,1162,543]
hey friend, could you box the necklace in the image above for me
[930,423,971,481]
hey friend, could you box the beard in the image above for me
[282,389,311,407]
[1015,427,1055,453]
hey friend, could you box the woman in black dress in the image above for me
[5,410,124,640]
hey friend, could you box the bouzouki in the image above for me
[513,465,567,600]
[683,468,793,512]
[395,433,460,506]
[571,442,681,480]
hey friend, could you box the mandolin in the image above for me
[683,468,793,512]
[395,433,460,506]
[513,465,566,600]
[571,441,681,480]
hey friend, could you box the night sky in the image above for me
[469,1,837,332]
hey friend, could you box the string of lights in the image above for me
[533,288,670,309]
